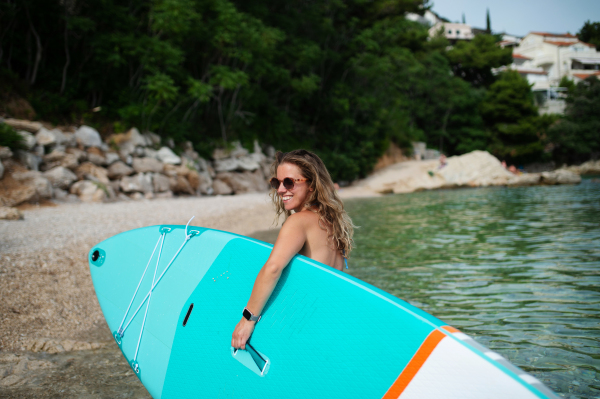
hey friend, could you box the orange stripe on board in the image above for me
[441,325,460,333]
[382,330,446,399]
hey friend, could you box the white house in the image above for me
[498,33,522,48]
[493,31,600,114]
[510,32,600,87]
[428,22,474,42]
[405,10,444,27]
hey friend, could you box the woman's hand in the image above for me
[231,318,256,350]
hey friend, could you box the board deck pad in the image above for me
[89,225,559,399]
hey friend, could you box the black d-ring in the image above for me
[183,303,194,326]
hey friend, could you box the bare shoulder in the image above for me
[286,210,319,226]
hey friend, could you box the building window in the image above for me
[448,30,452,34]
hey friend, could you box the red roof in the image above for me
[513,54,531,60]
[573,72,600,80]
[531,32,577,38]
[516,69,547,75]
[545,40,594,47]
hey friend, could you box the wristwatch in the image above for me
[243,307,261,322]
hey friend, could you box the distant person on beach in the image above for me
[501,160,507,169]
[508,165,519,175]
[231,149,355,350]
[438,154,447,169]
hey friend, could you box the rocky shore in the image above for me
[0,193,276,396]
[1,118,274,219]
[340,151,583,197]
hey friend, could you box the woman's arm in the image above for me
[231,213,308,349]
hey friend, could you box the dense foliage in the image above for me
[0,123,25,150]
[578,21,600,51]
[482,71,555,164]
[549,76,600,165]
[0,1,594,179]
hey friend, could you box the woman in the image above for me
[231,149,355,350]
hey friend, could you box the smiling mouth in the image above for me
[282,195,293,202]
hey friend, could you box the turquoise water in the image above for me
[343,179,600,398]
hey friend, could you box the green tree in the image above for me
[486,8,491,33]
[548,76,600,164]
[578,20,600,50]
[445,34,512,87]
[481,71,553,164]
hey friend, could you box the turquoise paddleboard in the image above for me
[89,224,559,398]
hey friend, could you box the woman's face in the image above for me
[276,163,312,212]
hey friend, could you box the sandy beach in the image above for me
[0,194,278,396]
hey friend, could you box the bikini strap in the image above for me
[342,249,348,270]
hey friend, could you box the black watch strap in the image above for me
[243,308,261,322]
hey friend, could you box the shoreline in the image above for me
[0,193,283,396]
[0,193,278,352]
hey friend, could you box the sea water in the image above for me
[342,179,600,399]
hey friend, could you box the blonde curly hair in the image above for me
[269,150,355,259]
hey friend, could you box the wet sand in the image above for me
[0,194,279,397]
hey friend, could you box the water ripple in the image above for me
[346,179,600,398]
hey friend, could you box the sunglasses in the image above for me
[270,177,309,190]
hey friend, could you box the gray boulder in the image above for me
[144,131,161,146]
[134,146,146,157]
[182,141,200,162]
[113,128,148,158]
[41,150,79,171]
[53,188,69,201]
[75,162,110,184]
[35,127,57,146]
[62,132,76,147]
[237,155,261,171]
[87,152,106,166]
[74,125,102,147]
[17,131,37,150]
[66,148,87,162]
[144,148,158,159]
[120,173,153,194]
[213,158,239,173]
[70,180,107,202]
[34,176,53,199]
[32,145,44,157]
[105,152,120,165]
[2,118,42,133]
[169,175,194,195]
[50,129,69,146]
[152,173,171,193]
[107,161,134,179]
[212,141,249,160]
[0,183,36,206]
[197,171,213,195]
[43,166,77,189]
[157,147,181,165]
[133,157,163,173]
[10,171,53,202]
[507,174,541,186]
[212,179,233,195]
[215,170,267,194]
[541,170,581,185]
[15,150,42,171]
[0,146,12,160]
[0,206,23,220]
[129,192,145,200]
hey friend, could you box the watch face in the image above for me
[243,308,252,320]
